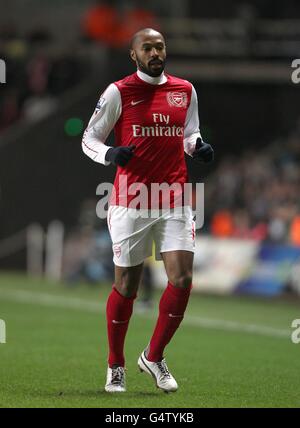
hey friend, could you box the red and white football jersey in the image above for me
[82,70,201,208]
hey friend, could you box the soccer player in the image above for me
[82,28,214,393]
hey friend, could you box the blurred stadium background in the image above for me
[1,0,300,408]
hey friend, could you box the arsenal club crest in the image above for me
[113,245,121,258]
[167,92,188,108]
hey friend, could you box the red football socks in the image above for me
[106,286,136,368]
[147,281,192,362]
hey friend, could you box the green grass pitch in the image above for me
[0,273,300,408]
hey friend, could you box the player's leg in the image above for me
[138,251,193,392]
[105,263,144,392]
[148,250,193,359]
[105,206,153,392]
[138,209,194,392]
[107,263,144,367]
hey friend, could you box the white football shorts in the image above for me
[107,206,195,267]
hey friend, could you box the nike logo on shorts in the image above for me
[131,100,144,106]
[112,319,128,324]
[168,313,183,318]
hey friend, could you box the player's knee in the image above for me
[171,272,192,289]
[114,281,137,298]
[114,282,137,298]
[115,270,139,298]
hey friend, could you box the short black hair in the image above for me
[130,28,165,50]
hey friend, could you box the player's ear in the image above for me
[130,49,136,62]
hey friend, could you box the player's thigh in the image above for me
[107,205,153,268]
[153,208,195,260]
[153,208,195,287]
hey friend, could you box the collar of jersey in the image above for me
[136,69,168,86]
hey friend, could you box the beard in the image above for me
[136,55,166,77]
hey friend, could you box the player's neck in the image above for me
[137,69,167,85]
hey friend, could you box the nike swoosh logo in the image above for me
[131,100,144,106]
[168,314,183,318]
[112,319,128,324]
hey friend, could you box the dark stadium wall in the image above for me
[194,82,300,154]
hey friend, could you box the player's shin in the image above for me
[147,281,192,362]
[106,286,136,367]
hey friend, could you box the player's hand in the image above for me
[192,138,214,164]
[105,145,136,167]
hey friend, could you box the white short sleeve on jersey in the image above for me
[183,84,201,156]
[82,83,122,165]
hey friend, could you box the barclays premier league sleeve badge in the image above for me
[95,96,106,113]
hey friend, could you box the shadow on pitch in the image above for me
[33,389,159,400]
[57,390,158,398]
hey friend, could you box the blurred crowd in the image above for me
[205,120,300,246]
[82,0,159,48]
[0,27,84,132]
[62,200,114,284]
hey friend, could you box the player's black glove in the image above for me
[105,145,136,167]
[192,138,214,164]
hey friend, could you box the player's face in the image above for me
[131,35,166,77]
